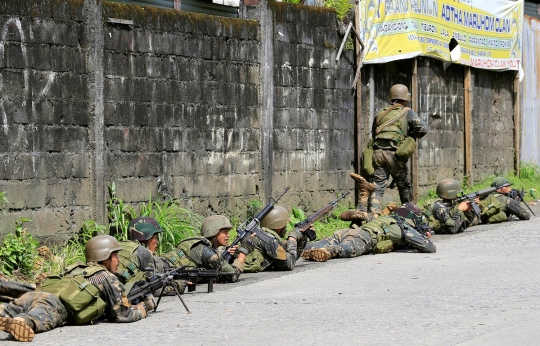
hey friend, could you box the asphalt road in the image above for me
[2,204,540,345]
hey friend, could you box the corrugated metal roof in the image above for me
[106,0,238,18]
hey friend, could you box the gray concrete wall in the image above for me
[0,0,92,243]
[0,0,519,243]
[270,3,356,209]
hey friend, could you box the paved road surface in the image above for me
[3,204,540,345]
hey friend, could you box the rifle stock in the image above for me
[294,192,350,241]
[222,186,290,263]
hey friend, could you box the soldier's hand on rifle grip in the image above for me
[227,245,239,256]
[457,200,471,212]
[239,234,255,255]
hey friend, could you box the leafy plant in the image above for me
[0,191,8,214]
[108,182,135,241]
[324,0,354,22]
[138,196,201,253]
[246,199,263,219]
[0,218,39,276]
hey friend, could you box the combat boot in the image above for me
[0,316,35,342]
[351,173,376,212]
[301,249,314,261]
[310,248,332,262]
[340,209,371,222]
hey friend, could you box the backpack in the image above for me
[479,194,508,224]
[38,263,107,325]
[361,216,403,254]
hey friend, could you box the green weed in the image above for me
[107,182,136,241]
[138,196,201,253]
[0,191,8,215]
[0,218,39,277]
[324,0,354,22]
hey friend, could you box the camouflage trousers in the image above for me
[503,197,531,220]
[304,229,372,258]
[369,149,412,213]
[0,292,68,333]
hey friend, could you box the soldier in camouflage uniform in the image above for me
[243,206,309,273]
[368,84,428,215]
[488,177,530,221]
[115,217,167,285]
[161,215,248,282]
[0,235,147,342]
[302,202,436,262]
[423,179,478,234]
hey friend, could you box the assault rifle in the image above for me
[173,268,235,293]
[455,186,497,217]
[222,186,291,264]
[128,266,191,314]
[293,192,350,241]
[508,188,536,216]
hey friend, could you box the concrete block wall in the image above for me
[271,3,357,210]
[417,57,466,191]
[101,4,261,217]
[471,69,515,180]
[0,0,92,243]
[0,0,520,243]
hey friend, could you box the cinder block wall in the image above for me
[471,68,515,180]
[417,57,466,189]
[101,4,261,217]
[0,0,92,243]
[270,3,356,209]
[0,0,518,243]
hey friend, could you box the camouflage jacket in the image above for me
[372,105,428,150]
[163,236,243,282]
[428,200,473,234]
[361,215,436,253]
[116,240,166,285]
[243,228,306,273]
[493,193,530,220]
[83,264,145,323]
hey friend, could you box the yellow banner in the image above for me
[361,0,523,71]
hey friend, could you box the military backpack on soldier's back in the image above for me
[37,263,107,325]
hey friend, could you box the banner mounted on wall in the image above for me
[360,0,524,71]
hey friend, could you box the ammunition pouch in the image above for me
[361,139,375,177]
[395,136,416,161]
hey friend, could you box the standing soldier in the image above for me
[243,206,309,272]
[368,84,428,216]
[0,235,148,342]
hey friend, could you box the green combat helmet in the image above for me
[389,84,411,101]
[491,177,512,188]
[260,206,289,230]
[85,235,122,262]
[436,179,462,200]
[201,215,233,238]
[128,217,163,242]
